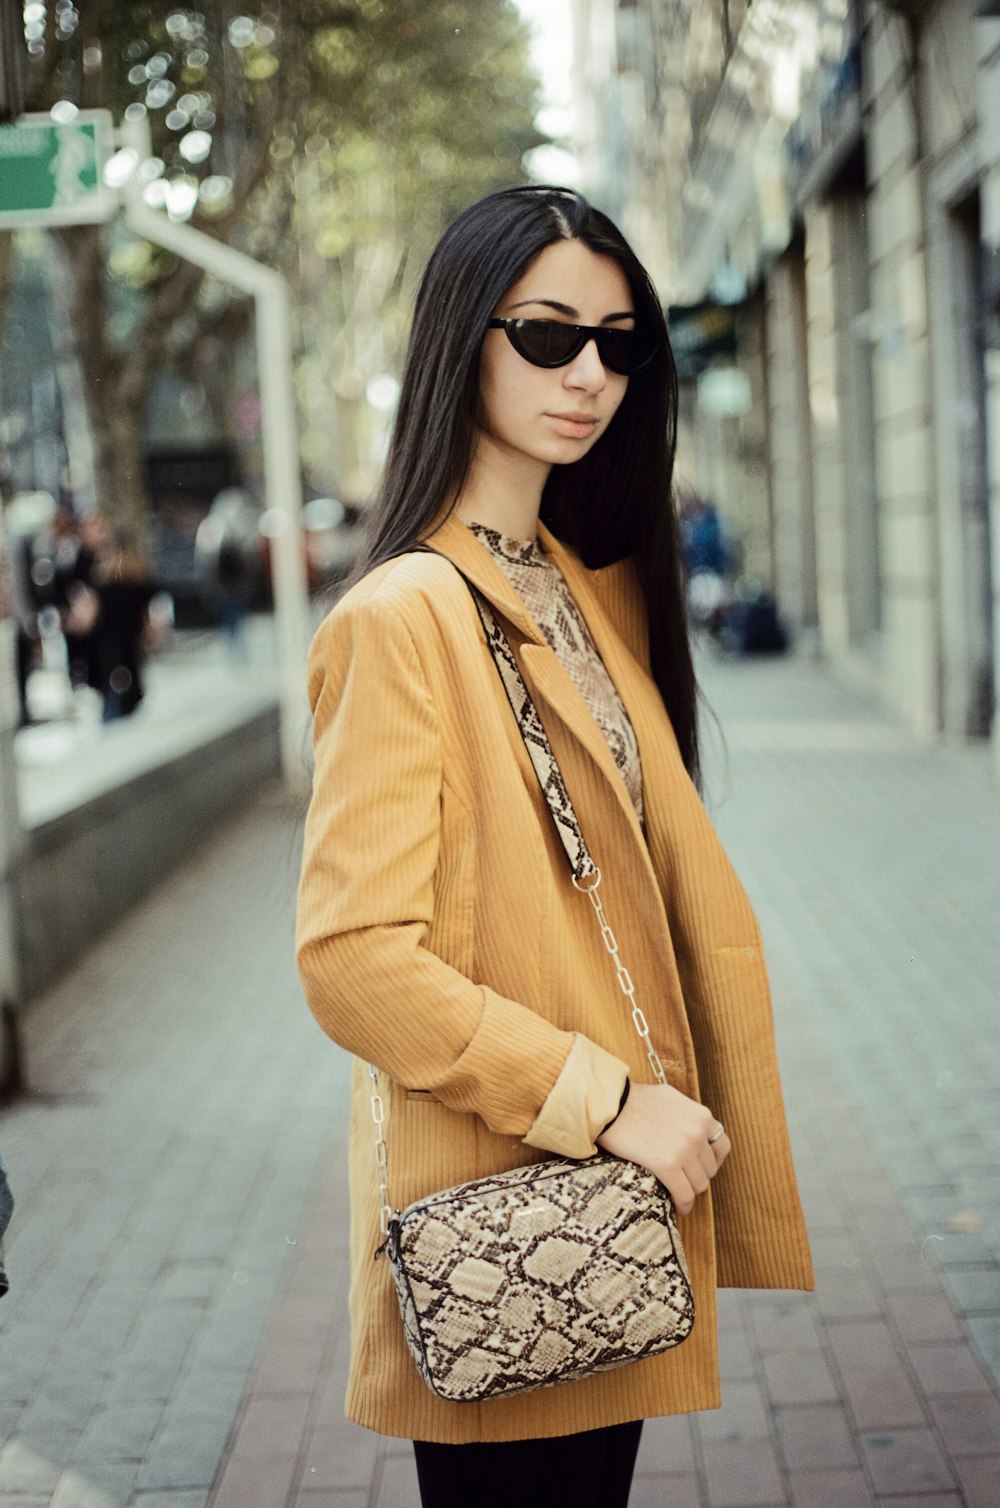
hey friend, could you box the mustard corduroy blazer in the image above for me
[296,514,814,1444]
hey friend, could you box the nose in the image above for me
[562,337,607,392]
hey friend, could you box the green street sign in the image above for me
[0,110,115,227]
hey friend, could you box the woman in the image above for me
[296,186,813,1507]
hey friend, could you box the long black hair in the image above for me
[357,184,700,786]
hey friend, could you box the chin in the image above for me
[550,438,601,465]
[536,431,602,462]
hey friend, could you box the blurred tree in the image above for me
[14,1,542,541]
[292,2,542,499]
[21,3,284,540]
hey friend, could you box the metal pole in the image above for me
[255,271,313,795]
[123,191,313,800]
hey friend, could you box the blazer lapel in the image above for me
[425,513,690,1030]
[426,515,652,859]
[423,515,548,648]
[545,531,742,954]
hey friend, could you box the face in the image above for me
[476,239,634,478]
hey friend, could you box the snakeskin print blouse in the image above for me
[467,523,644,824]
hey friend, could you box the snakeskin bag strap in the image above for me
[365,553,693,1402]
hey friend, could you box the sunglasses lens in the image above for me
[510,320,581,367]
[596,330,653,376]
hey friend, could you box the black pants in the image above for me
[413,1420,643,1508]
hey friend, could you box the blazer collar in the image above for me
[424,514,638,654]
[423,512,651,851]
[421,513,550,647]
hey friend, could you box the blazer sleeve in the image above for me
[296,593,627,1157]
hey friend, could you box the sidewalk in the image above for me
[1,649,998,1507]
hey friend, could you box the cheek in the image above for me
[478,348,514,432]
[479,354,543,438]
[607,375,629,417]
[478,376,516,441]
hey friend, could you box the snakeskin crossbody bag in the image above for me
[368,571,695,1403]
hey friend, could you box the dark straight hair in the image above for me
[357,184,700,787]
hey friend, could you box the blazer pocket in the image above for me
[405,1089,441,1103]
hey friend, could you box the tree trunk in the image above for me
[48,226,139,527]
[49,225,159,549]
[91,402,149,550]
[44,234,98,511]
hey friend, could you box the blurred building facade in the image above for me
[574,0,1000,768]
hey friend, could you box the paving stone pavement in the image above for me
[2,649,999,1507]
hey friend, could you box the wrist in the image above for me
[598,1077,631,1139]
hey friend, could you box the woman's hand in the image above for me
[596,1082,731,1216]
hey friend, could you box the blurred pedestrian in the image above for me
[213,536,255,655]
[51,507,102,689]
[7,529,42,728]
[296,186,813,1507]
[5,494,65,725]
[678,490,734,638]
[678,492,729,579]
[84,521,158,722]
[195,489,259,660]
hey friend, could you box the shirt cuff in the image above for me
[522,1034,630,1160]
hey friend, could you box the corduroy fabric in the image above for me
[296,515,814,1444]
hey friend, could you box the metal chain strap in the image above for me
[573,868,668,1086]
[368,1062,394,1237]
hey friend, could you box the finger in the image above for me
[685,1157,711,1197]
[697,1143,719,1182]
[664,1169,697,1217]
[711,1131,732,1167]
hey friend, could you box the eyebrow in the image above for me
[507,298,635,324]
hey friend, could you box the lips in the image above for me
[547,412,599,439]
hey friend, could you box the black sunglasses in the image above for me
[487,318,657,377]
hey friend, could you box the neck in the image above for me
[454,432,549,541]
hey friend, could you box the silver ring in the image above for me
[707,1124,725,1146]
